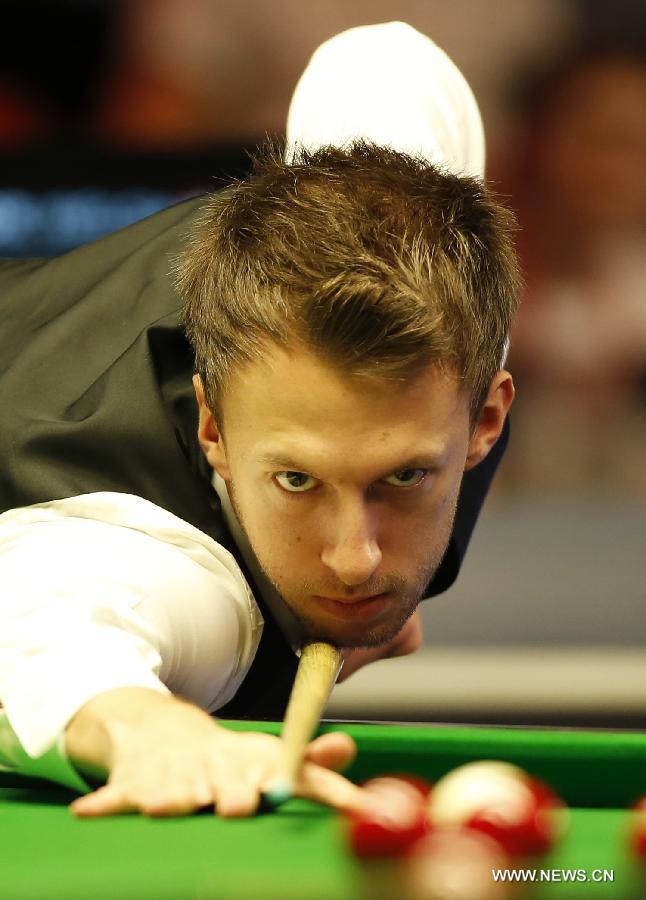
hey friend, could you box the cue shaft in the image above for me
[278,641,343,790]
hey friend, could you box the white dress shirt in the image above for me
[0,490,265,791]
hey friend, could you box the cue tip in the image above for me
[262,778,294,809]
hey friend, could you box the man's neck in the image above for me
[211,471,303,656]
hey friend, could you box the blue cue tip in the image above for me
[262,779,294,809]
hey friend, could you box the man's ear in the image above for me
[192,374,231,479]
[465,371,515,471]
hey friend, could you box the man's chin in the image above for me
[297,609,414,649]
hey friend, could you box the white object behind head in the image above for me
[286,21,485,179]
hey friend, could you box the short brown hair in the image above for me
[176,142,521,425]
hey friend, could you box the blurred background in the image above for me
[2,0,645,727]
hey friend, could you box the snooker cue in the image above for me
[263,641,343,806]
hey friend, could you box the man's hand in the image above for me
[66,687,369,818]
[337,609,423,683]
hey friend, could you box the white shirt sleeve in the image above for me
[0,492,263,791]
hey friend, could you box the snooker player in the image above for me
[0,23,519,817]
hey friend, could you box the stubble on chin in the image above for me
[282,563,432,649]
[307,597,420,649]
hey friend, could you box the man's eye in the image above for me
[275,471,319,493]
[382,468,428,488]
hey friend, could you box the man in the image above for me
[0,24,519,818]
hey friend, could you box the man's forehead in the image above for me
[222,343,467,426]
[255,386,464,473]
[216,345,472,479]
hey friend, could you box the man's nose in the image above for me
[319,498,382,586]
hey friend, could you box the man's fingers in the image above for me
[296,761,381,816]
[389,609,423,657]
[215,781,261,818]
[69,781,214,818]
[305,732,357,772]
[67,731,363,820]
[338,610,424,681]
[69,784,137,818]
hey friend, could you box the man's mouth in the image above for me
[311,593,391,621]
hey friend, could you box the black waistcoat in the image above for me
[0,197,508,720]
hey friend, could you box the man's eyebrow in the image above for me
[256,449,446,474]
[256,453,310,471]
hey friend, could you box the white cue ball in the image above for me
[428,760,533,827]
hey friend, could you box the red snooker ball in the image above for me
[347,776,431,859]
[427,761,567,858]
[629,796,646,858]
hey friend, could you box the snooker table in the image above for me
[1,720,646,900]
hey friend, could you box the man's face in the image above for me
[197,346,486,648]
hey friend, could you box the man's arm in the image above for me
[0,498,373,817]
[65,686,368,817]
